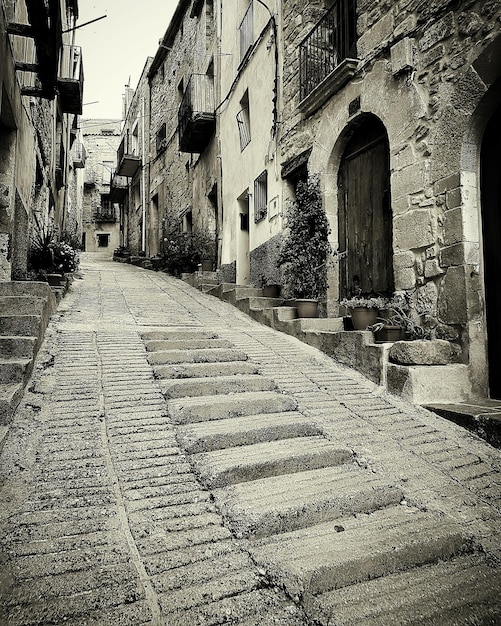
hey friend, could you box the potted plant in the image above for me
[368,292,429,341]
[259,275,281,298]
[340,295,388,330]
[277,176,332,318]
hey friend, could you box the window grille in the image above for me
[254,170,268,223]
[239,2,254,62]
[236,106,251,150]
[299,0,357,100]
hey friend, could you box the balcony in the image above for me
[110,173,128,202]
[57,45,84,115]
[299,0,357,113]
[116,132,141,177]
[72,142,86,168]
[178,74,215,153]
[93,209,117,223]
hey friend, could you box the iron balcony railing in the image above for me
[116,130,141,177]
[299,0,357,101]
[178,74,215,153]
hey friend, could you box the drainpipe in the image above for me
[141,95,146,253]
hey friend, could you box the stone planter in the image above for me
[350,307,378,330]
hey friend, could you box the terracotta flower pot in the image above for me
[350,306,378,330]
[296,299,319,318]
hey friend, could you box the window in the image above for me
[156,123,167,154]
[236,91,251,150]
[254,170,268,223]
[97,233,110,247]
[239,2,253,62]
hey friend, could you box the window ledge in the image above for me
[299,58,359,118]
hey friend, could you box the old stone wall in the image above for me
[149,1,218,260]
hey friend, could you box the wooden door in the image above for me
[480,102,501,398]
[338,118,393,297]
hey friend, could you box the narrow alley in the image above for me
[0,255,500,625]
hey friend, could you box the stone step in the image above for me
[154,360,258,380]
[0,281,52,298]
[0,296,46,315]
[0,382,25,423]
[160,374,276,399]
[147,348,249,365]
[144,338,234,352]
[0,358,31,384]
[0,315,42,337]
[0,336,37,358]
[308,554,501,626]
[168,390,298,424]
[222,287,263,304]
[190,437,352,488]
[141,329,217,342]
[240,297,285,311]
[250,506,470,598]
[177,411,322,453]
[213,465,404,538]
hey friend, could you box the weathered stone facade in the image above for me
[279,0,501,397]
[0,0,83,279]
[81,120,121,253]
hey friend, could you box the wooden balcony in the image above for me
[116,133,141,177]
[110,173,128,202]
[178,74,215,153]
[57,45,84,115]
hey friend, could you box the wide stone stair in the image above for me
[0,282,57,441]
[143,328,501,625]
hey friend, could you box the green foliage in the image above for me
[277,176,332,299]
[340,295,388,309]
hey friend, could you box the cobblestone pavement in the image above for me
[0,254,500,625]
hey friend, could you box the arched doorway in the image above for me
[338,116,393,297]
[480,101,501,398]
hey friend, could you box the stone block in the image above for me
[395,267,417,290]
[389,339,460,365]
[438,266,468,324]
[386,363,472,404]
[391,162,427,199]
[391,38,415,75]
[357,11,394,58]
[443,207,463,246]
[394,14,417,39]
[424,258,444,278]
[418,12,454,52]
[440,242,479,267]
[394,208,435,251]
[394,251,415,271]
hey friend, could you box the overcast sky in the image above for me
[77,1,178,120]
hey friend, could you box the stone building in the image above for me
[114,62,151,256]
[278,0,501,399]
[0,0,84,279]
[147,0,219,265]
[118,0,501,403]
[81,119,121,253]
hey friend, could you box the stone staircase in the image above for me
[142,328,501,625]
[0,282,57,443]
[181,273,473,407]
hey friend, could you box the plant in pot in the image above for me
[368,292,430,341]
[259,275,281,298]
[277,175,332,318]
[340,294,388,330]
